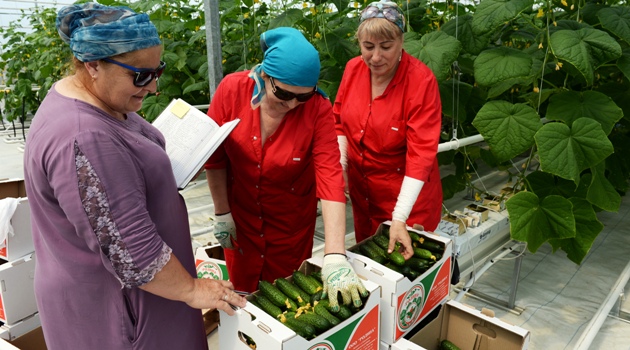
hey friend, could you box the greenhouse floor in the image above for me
[2,123,629,349]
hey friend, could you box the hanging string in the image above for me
[239,3,248,70]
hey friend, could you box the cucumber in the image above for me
[366,240,389,259]
[407,230,424,244]
[337,305,353,320]
[307,273,324,289]
[259,280,297,310]
[388,250,406,266]
[413,247,436,261]
[371,234,390,251]
[280,312,317,339]
[440,339,461,350]
[405,257,431,271]
[310,290,323,304]
[293,271,322,295]
[296,312,331,332]
[417,240,443,254]
[314,302,341,327]
[275,277,310,306]
[309,270,322,281]
[380,225,391,237]
[359,243,387,264]
[255,295,283,318]
[317,299,353,320]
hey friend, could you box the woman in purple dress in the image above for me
[22,3,246,349]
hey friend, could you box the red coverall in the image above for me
[333,51,443,243]
[205,71,346,292]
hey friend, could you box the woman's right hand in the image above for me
[186,279,247,315]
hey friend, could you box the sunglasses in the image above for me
[102,58,166,87]
[269,77,317,102]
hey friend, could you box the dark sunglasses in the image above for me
[269,77,317,102]
[102,58,166,87]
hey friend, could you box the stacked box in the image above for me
[347,222,452,346]
[219,257,381,350]
[389,300,530,350]
[0,179,34,262]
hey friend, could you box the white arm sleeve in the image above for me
[337,135,348,170]
[392,176,424,222]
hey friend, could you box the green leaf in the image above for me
[472,101,541,162]
[525,171,577,199]
[587,161,621,212]
[439,79,473,122]
[472,0,535,35]
[404,31,462,82]
[617,49,630,82]
[549,198,603,265]
[442,15,491,55]
[183,81,208,95]
[534,118,614,183]
[269,9,304,28]
[440,174,467,200]
[473,47,532,87]
[545,91,623,135]
[506,192,575,252]
[549,28,622,86]
[597,6,630,45]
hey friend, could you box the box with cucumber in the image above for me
[390,300,530,350]
[347,221,453,346]
[218,257,381,350]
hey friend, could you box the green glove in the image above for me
[321,253,369,312]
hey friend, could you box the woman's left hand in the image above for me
[388,220,414,260]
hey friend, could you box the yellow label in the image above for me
[171,99,191,119]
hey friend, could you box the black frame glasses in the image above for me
[269,77,317,102]
[102,58,166,87]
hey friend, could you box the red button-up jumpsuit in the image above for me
[205,71,346,292]
[333,52,443,243]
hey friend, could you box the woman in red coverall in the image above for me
[333,1,443,259]
[204,27,367,311]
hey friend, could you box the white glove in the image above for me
[321,253,369,312]
[213,212,236,249]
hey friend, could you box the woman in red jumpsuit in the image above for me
[204,27,367,311]
[333,1,443,258]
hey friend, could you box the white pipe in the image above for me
[573,259,630,350]
[438,134,485,153]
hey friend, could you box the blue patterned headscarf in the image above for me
[360,1,406,33]
[56,2,161,62]
[249,27,326,108]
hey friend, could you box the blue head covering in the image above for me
[360,1,406,33]
[56,2,161,62]
[249,27,326,108]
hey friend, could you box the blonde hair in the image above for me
[357,18,403,42]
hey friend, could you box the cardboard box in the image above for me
[0,254,37,325]
[464,203,489,223]
[218,257,381,350]
[0,314,46,350]
[482,196,504,212]
[194,244,228,281]
[435,209,509,259]
[194,245,228,335]
[0,180,26,200]
[0,325,46,350]
[0,199,35,262]
[348,222,452,345]
[389,300,530,350]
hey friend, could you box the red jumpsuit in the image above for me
[333,51,443,243]
[205,71,346,292]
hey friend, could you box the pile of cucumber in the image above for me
[350,226,445,280]
[250,270,365,340]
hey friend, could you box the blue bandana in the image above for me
[249,27,326,109]
[56,2,161,62]
[360,1,406,33]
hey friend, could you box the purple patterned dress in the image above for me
[23,85,208,349]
